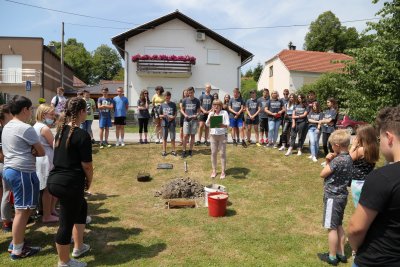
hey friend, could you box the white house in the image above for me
[257,49,352,97]
[111,10,253,106]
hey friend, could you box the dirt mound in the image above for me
[154,177,204,199]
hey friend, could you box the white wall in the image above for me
[257,58,290,97]
[289,71,321,91]
[124,19,243,107]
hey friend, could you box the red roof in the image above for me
[73,76,87,88]
[272,50,352,73]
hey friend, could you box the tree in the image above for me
[92,45,122,83]
[253,62,263,82]
[49,38,93,84]
[304,11,364,52]
[244,68,253,77]
[112,68,124,81]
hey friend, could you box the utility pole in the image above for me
[61,22,64,88]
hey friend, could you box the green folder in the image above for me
[210,115,223,128]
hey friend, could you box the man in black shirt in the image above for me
[348,106,400,266]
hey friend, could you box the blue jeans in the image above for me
[80,120,93,136]
[268,119,281,144]
[308,127,320,157]
[352,263,358,267]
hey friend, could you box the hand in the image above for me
[325,153,336,163]
[31,146,38,156]
[85,179,92,191]
[316,129,320,135]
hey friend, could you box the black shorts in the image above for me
[199,114,208,122]
[246,117,259,125]
[179,115,184,127]
[114,117,126,125]
[323,195,347,229]
[259,118,269,132]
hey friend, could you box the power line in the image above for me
[66,17,380,31]
[4,0,139,25]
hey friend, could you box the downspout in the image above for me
[114,44,130,101]
[237,55,254,89]
[41,41,45,98]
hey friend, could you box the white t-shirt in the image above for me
[51,95,67,114]
[206,110,230,135]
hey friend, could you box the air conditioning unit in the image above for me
[196,32,206,41]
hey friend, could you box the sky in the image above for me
[0,0,384,71]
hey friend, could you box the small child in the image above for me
[318,129,353,265]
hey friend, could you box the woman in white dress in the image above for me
[34,104,58,223]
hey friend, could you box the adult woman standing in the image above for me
[307,101,323,162]
[151,86,165,144]
[47,97,93,267]
[285,94,308,156]
[206,100,230,179]
[265,90,284,148]
[279,93,295,151]
[34,104,59,223]
[320,97,339,156]
[137,89,150,144]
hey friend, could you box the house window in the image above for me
[269,66,273,77]
[2,55,22,83]
[144,47,184,56]
[207,49,220,65]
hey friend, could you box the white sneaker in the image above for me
[285,148,292,156]
[297,150,302,156]
[120,142,125,147]
[307,155,312,159]
[115,142,120,147]
[85,216,92,224]
[72,243,90,258]
[278,145,286,151]
[273,145,278,149]
[312,156,318,162]
[59,258,87,267]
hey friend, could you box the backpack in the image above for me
[54,95,59,108]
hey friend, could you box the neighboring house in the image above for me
[257,49,352,96]
[111,10,253,106]
[66,80,119,101]
[0,36,74,104]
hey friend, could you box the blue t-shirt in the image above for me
[98,97,113,119]
[182,97,200,121]
[229,97,244,119]
[160,102,177,126]
[113,96,129,117]
[257,97,269,119]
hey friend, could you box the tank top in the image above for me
[353,158,375,181]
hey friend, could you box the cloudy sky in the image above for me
[0,0,384,70]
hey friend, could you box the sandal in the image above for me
[210,171,216,178]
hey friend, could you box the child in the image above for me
[159,92,177,156]
[113,87,129,146]
[318,129,353,265]
[97,87,114,148]
[34,104,59,223]
[307,102,323,162]
[349,124,379,207]
[228,88,246,147]
[245,90,261,145]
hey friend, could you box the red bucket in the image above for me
[208,192,228,217]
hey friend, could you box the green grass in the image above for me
[1,143,381,266]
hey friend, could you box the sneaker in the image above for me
[181,151,186,159]
[210,171,216,178]
[99,143,105,149]
[8,242,13,253]
[195,141,201,146]
[58,258,87,267]
[72,243,90,258]
[241,140,247,148]
[3,221,12,232]
[91,139,95,144]
[85,216,92,224]
[171,151,177,157]
[285,147,293,156]
[10,245,41,260]
[106,142,112,148]
[336,254,348,263]
[233,139,237,146]
[115,142,120,147]
[297,150,302,156]
[220,172,226,179]
[307,155,313,159]
[273,145,278,149]
[144,139,148,144]
[155,140,161,144]
[120,142,125,147]
[312,156,318,162]
[256,143,262,147]
[162,151,167,157]
[260,138,264,144]
[139,139,143,144]
[317,252,339,266]
[278,145,286,151]
[188,150,193,157]
[204,141,210,146]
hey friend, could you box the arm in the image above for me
[31,142,45,157]
[320,162,333,178]
[347,204,378,251]
[254,106,261,117]
[81,161,93,190]
[40,126,54,148]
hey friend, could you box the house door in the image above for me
[2,55,22,83]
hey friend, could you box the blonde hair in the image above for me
[35,104,54,122]
[328,129,351,148]
[212,99,223,108]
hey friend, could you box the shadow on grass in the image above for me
[226,167,250,179]
[86,226,166,265]
[195,148,211,156]
[344,242,353,258]
[225,208,237,217]
[88,193,119,201]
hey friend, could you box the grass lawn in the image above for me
[1,143,380,266]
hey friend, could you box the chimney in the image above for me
[48,43,56,53]
[288,41,296,50]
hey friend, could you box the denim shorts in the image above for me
[229,118,243,128]
[3,168,39,209]
[99,116,112,128]
[183,120,198,135]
